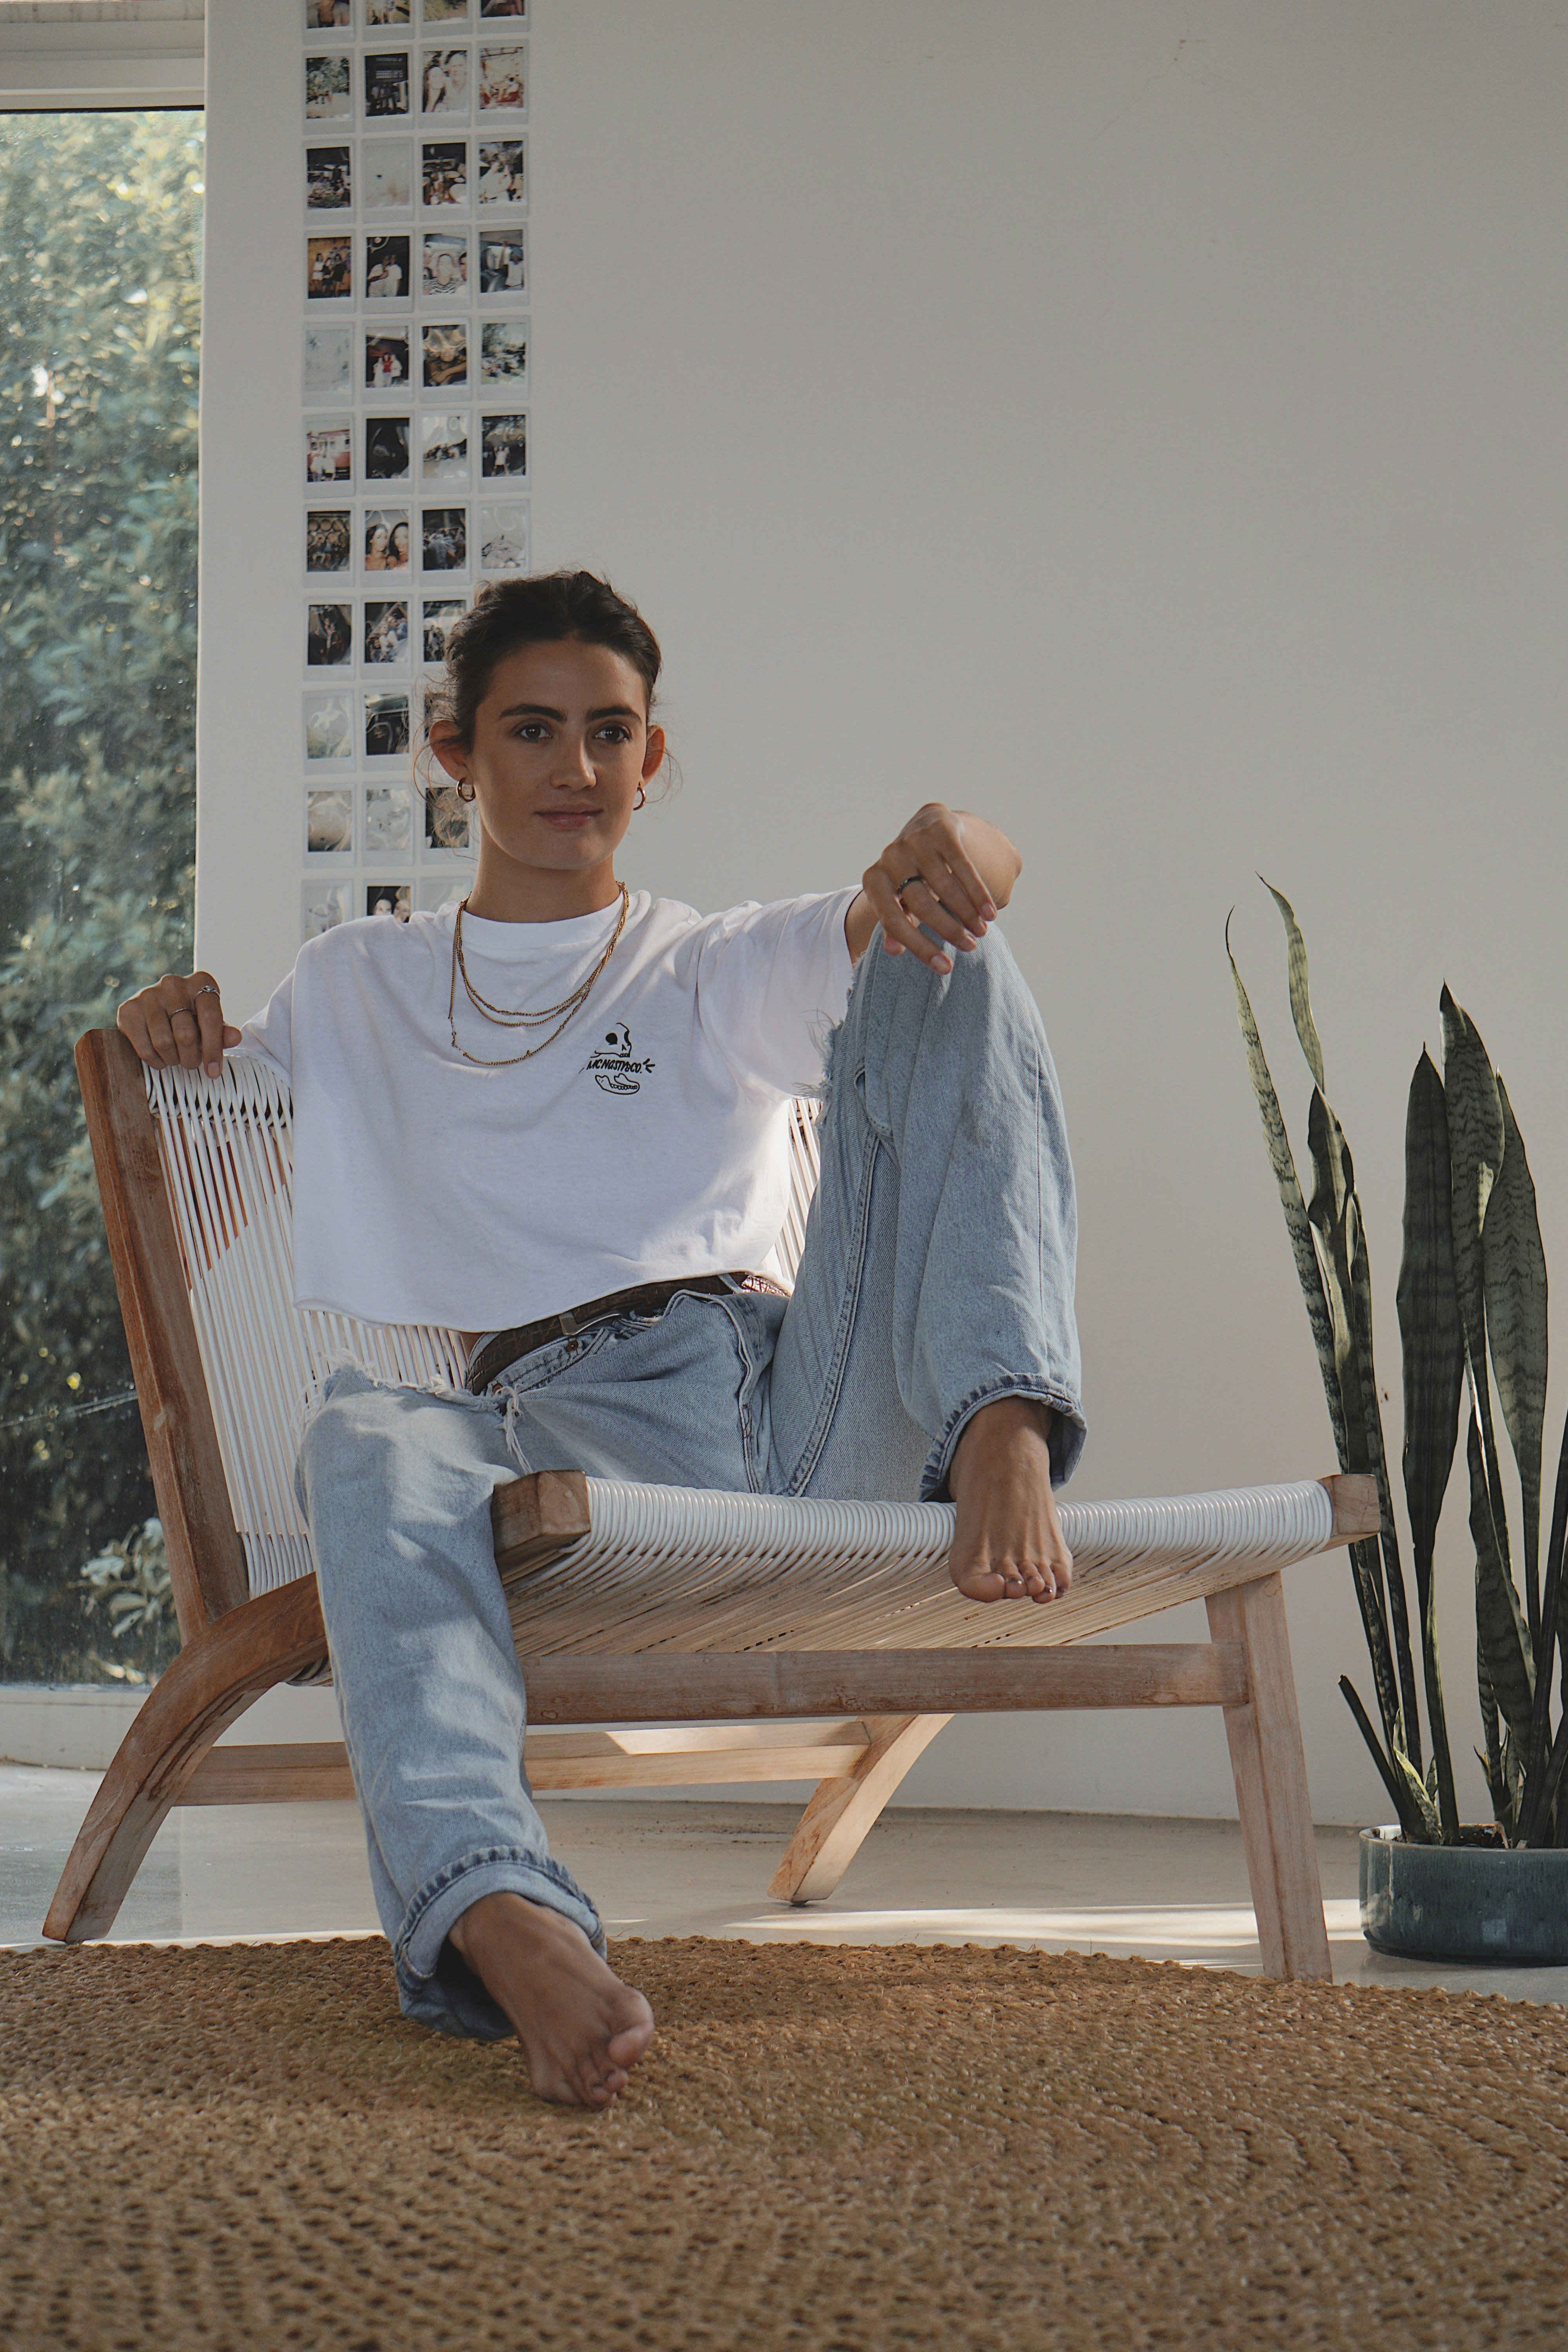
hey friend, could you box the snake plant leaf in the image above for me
[1396,1050,1464,1836]
[1393,1738,1442,1840]
[1228,922,1348,1465]
[1482,1075,1548,1642]
[1261,877,1327,1094]
[1339,1677,1428,1840]
[1441,988,1508,1542]
[1397,1052,1465,1574]
[1525,1401,1568,1820]
[1303,1090,1413,1753]
[1345,1183,1423,1770]
[1468,1415,1533,1762]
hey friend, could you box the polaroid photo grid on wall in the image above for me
[300,0,519,937]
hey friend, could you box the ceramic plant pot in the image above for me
[1359,1825,1568,1964]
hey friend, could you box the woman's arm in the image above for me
[844,802,1023,971]
[117,971,241,1077]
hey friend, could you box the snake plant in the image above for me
[1230,883,1568,1846]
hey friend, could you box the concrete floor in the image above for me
[4,1762,1566,2002]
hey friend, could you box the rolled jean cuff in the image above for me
[922,1377,1087,1503]
[394,1847,608,2042]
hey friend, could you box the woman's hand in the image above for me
[846,803,1023,971]
[117,972,241,1078]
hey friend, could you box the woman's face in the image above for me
[367,526,388,560]
[433,637,664,885]
[390,522,410,563]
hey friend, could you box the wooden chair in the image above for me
[44,1030,1377,1980]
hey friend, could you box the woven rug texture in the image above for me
[3,1935,1566,2351]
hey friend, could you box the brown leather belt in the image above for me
[465,1271,773,1394]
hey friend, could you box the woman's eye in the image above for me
[597,725,632,745]
[514,722,548,741]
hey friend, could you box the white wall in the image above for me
[197,0,1568,1822]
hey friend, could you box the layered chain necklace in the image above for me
[447,884,631,1068]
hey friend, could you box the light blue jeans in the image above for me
[295,926,1084,2038]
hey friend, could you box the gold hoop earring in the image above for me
[634,784,647,810]
[456,779,475,803]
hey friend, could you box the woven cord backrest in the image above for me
[144,1058,823,1598]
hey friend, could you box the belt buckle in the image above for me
[557,1308,581,1339]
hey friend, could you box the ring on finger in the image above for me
[895,872,923,894]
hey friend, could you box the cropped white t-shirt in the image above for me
[235,887,858,1330]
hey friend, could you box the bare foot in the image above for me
[448,1892,655,2108]
[946,1396,1073,1604]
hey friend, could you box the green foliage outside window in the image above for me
[0,113,203,1681]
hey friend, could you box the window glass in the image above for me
[0,113,203,1686]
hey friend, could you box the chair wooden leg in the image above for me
[1207,1573,1332,1982]
[766,1714,951,1904]
[42,1579,328,1944]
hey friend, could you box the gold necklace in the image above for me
[447,885,631,1068]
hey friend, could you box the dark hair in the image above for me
[421,569,663,755]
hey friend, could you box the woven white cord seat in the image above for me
[508,1476,1335,1655]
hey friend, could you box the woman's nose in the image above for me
[553,738,596,787]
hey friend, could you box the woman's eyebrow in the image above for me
[494,701,641,721]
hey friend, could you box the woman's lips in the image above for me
[539,809,599,827]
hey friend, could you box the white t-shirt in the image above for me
[236,888,857,1329]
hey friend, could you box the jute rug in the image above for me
[4,1937,1566,2351]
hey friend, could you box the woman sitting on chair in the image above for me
[115,570,1085,2112]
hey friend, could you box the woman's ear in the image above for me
[427,720,468,785]
[641,723,667,783]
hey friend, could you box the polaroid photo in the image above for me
[421,139,468,207]
[362,505,412,574]
[307,602,354,668]
[476,137,525,207]
[365,0,411,22]
[421,504,469,574]
[365,49,412,118]
[479,0,526,17]
[477,226,525,298]
[303,881,353,942]
[306,786,354,858]
[423,0,468,19]
[364,599,411,668]
[421,320,468,388]
[479,318,527,386]
[305,53,352,122]
[365,231,412,301]
[477,501,528,575]
[421,45,471,116]
[303,689,355,763]
[306,144,352,211]
[420,595,466,662]
[423,779,472,853]
[365,415,411,484]
[421,229,469,299]
[365,786,415,854]
[364,327,411,395]
[479,410,526,481]
[303,323,352,399]
[361,138,414,210]
[366,881,413,922]
[478,43,525,113]
[307,232,352,301]
[305,419,353,487]
[365,691,412,763]
[420,411,469,483]
[306,508,353,576]
[305,0,353,30]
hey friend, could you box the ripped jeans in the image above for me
[294,925,1085,2039]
